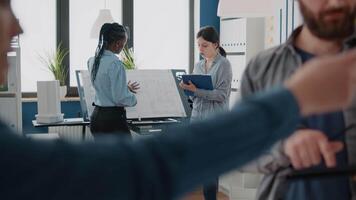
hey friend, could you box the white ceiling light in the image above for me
[217,0,282,18]
[90,0,114,38]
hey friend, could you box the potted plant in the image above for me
[120,45,136,70]
[39,43,69,98]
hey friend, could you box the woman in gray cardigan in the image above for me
[180,26,232,200]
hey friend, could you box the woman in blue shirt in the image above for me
[180,26,232,200]
[88,23,139,138]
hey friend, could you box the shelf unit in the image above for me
[0,37,22,134]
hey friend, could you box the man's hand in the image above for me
[128,81,140,93]
[283,129,344,170]
[179,81,197,93]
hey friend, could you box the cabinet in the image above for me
[219,18,265,199]
[220,17,265,107]
[0,38,22,134]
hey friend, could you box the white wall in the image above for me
[134,0,189,71]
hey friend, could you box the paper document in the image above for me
[126,70,187,119]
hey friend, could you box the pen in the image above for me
[329,124,356,141]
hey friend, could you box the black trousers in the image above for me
[90,106,131,138]
[203,179,218,200]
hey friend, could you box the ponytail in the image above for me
[218,46,226,57]
[91,23,111,82]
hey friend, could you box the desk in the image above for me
[32,118,90,140]
[32,118,185,139]
[128,118,186,135]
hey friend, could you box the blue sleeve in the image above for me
[0,87,300,200]
[108,60,137,107]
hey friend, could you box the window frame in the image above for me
[22,0,195,98]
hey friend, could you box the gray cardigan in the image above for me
[240,27,356,200]
[191,53,232,122]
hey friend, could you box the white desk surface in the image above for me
[32,118,90,127]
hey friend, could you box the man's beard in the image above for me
[299,1,356,40]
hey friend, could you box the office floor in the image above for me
[181,189,229,200]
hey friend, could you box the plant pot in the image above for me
[59,85,67,99]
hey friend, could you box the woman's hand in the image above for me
[128,80,140,93]
[179,81,197,93]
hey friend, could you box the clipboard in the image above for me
[182,74,213,96]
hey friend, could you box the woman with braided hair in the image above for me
[88,22,139,138]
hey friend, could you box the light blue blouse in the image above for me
[88,50,137,107]
[191,53,232,121]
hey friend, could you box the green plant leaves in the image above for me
[121,45,135,70]
[39,43,69,86]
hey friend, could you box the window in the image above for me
[194,0,200,68]
[134,0,189,71]
[69,0,122,86]
[12,0,56,92]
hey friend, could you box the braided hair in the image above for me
[91,23,127,82]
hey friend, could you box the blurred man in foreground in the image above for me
[1,0,356,199]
